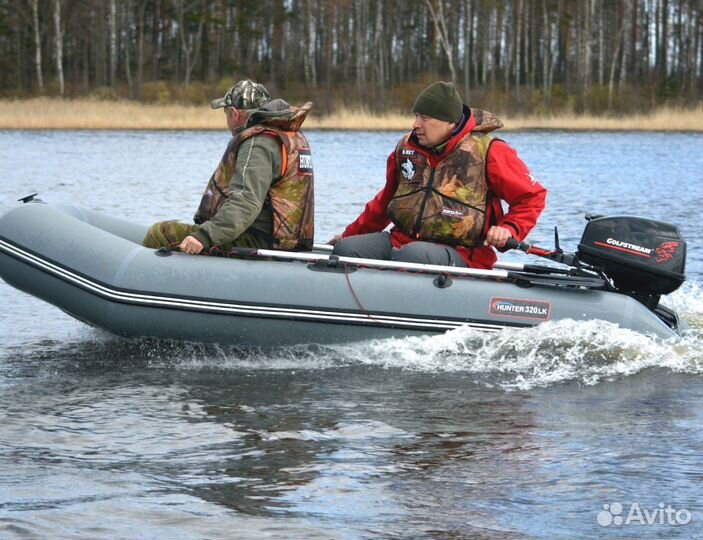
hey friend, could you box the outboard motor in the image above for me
[577,216,686,309]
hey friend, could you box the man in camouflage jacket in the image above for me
[144,79,315,254]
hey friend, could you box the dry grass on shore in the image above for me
[501,106,703,131]
[1,97,701,131]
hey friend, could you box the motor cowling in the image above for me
[577,216,686,295]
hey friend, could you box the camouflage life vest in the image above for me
[387,109,502,248]
[194,103,315,251]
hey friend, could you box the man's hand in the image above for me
[484,225,513,249]
[180,235,204,254]
[328,234,342,246]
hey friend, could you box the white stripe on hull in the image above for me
[0,239,511,333]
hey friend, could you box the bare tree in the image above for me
[373,2,386,108]
[425,0,457,85]
[53,0,64,96]
[463,0,473,101]
[609,6,627,109]
[354,0,367,101]
[514,0,523,100]
[135,0,145,99]
[27,0,44,92]
[175,0,205,88]
[619,0,632,90]
[582,0,595,99]
[598,0,605,86]
[122,0,133,95]
[303,0,318,88]
[108,0,116,86]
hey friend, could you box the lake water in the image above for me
[0,129,702,539]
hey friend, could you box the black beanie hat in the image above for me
[412,81,463,123]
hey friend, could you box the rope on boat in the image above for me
[343,262,380,323]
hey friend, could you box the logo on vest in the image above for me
[400,158,416,181]
[298,149,313,175]
[441,208,465,219]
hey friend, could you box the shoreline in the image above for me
[1,98,701,132]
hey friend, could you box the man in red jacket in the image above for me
[331,81,546,269]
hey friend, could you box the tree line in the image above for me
[0,0,701,114]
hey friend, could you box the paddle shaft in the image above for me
[161,244,560,279]
[312,243,542,273]
[166,244,575,281]
[245,248,511,279]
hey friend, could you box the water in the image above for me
[1,129,702,539]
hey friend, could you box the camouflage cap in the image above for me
[210,80,271,110]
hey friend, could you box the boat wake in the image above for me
[343,319,701,390]
[4,284,701,391]
[155,282,702,390]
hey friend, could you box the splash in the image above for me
[327,280,703,390]
[335,318,702,390]
[126,314,702,391]
[173,281,703,390]
[661,281,703,329]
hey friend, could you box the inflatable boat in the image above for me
[0,196,687,345]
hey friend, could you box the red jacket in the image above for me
[342,112,547,269]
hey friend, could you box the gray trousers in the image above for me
[332,232,468,267]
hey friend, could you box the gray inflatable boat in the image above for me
[0,198,687,345]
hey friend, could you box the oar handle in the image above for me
[505,238,560,258]
[505,238,531,252]
[505,237,581,266]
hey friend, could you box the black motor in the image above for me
[577,215,686,296]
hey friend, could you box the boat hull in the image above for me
[0,202,679,345]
